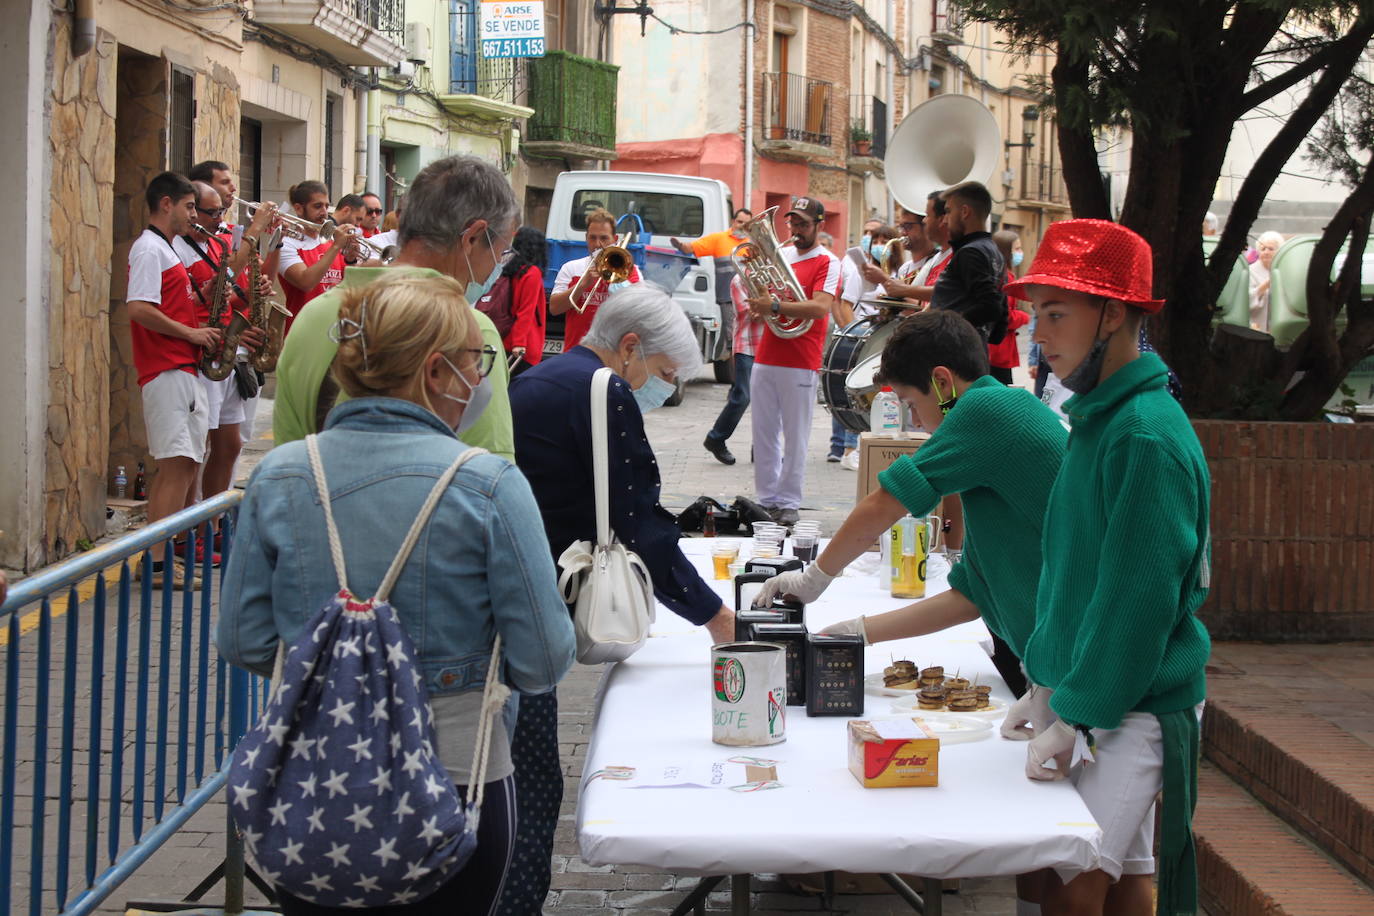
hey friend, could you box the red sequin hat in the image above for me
[1004,219,1165,313]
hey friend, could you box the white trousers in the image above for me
[750,363,816,510]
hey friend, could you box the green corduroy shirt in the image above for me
[1024,352,1212,730]
[876,376,1068,656]
[271,265,515,460]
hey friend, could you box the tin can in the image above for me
[711,642,787,746]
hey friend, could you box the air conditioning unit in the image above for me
[405,22,431,65]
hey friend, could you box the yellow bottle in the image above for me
[889,516,927,599]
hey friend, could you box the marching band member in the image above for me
[865,191,952,303]
[931,181,1009,343]
[173,183,269,507]
[278,180,356,332]
[358,192,385,238]
[548,206,643,350]
[744,197,839,527]
[125,172,221,587]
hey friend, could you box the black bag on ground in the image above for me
[677,495,775,535]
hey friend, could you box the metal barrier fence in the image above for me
[0,490,268,915]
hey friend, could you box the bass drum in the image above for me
[820,316,900,433]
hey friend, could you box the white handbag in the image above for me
[556,367,657,664]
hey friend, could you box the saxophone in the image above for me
[243,235,292,373]
[729,207,813,339]
[195,227,249,381]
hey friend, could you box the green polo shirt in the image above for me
[1023,353,1211,730]
[271,265,514,460]
[876,376,1068,656]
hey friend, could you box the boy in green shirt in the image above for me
[757,309,1067,687]
[1008,219,1210,916]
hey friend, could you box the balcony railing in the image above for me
[1022,161,1069,206]
[932,0,964,44]
[249,0,407,66]
[763,72,833,148]
[449,55,527,106]
[848,94,888,160]
[524,51,619,159]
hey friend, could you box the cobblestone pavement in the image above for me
[74,351,1029,913]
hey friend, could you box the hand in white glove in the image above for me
[753,563,835,608]
[820,616,870,645]
[999,683,1054,741]
[1025,719,1077,781]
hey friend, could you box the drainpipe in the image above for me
[366,68,382,198]
[743,0,755,209]
[355,74,368,193]
[72,0,96,56]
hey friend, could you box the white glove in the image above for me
[820,616,870,645]
[999,683,1055,741]
[1026,719,1078,781]
[753,563,835,607]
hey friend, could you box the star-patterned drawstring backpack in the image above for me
[227,435,508,908]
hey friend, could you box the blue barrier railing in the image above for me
[0,490,267,915]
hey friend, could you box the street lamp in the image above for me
[1005,105,1040,150]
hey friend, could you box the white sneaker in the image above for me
[841,451,861,471]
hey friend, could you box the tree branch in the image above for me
[1208,16,1374,294]
[1241,25,1374,113]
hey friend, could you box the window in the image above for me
[450,0,478,93]
[323,95,338,197]
[545,0,563,51]
[239,117,262,204]
[569,190,705,238]
[170,68,195,174]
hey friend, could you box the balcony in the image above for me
[932,0,964,45]
[1019,162,1071,208]
[847,94,887,174]
[440,55,534,122]
[760,72,834,160]
[524,51,619,160]
[249,0,407,67]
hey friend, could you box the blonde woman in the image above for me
[218,272,576,915]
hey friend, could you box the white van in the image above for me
[542,171,736,403]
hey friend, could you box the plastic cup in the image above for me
[728,561,746,579]
[752,537,781,559]
[712,541,740,579]
[792,533,818,563]
[752,521,783,538]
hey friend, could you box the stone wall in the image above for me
[195,63,240,165]
[45,18,116,560]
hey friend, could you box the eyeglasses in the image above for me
[197,207,227,219]
[458,345,499,378]
[899,221,921,230]
[365,207,384,216]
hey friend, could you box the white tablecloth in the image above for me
[575,539,1102,878]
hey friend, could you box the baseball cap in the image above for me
[785,197,825,223]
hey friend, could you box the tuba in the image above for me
[730,207,813,339]
[195,227,251,382]
[884,95,1002,214]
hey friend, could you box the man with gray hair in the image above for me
[272,155,519,458]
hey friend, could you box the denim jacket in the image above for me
[216,397,576,701]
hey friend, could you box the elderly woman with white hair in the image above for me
[1249,230,1284,333]
[501,286,736,913]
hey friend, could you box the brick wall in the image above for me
[1193,419,1374,640]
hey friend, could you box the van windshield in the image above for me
[571,190,706,238]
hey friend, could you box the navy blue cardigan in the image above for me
[509,346,720,626]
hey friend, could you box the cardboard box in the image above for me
[848,718,940,788]
[856,432,930,502]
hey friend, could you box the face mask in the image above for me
[860,233,871,252]
[931,374,958,415]
[439,355,493,433]
[1011,250,1024,268]
[870,242,889,263]
[463,227,503,302]
[627,348,675,413]
[1060,308,1109,396]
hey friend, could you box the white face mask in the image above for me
[438,355,493,434]
[627,348,675,413]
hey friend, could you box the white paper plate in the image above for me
[888,693,1007,718]
[872,714,993,745]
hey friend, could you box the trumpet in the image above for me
[237,200,338,243]
[347,234,399,264]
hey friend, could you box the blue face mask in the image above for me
[870,242,889,263]
[1012,250,1024,268]
[463,226,505,301]
[629,348,675,412]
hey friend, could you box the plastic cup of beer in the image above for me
[712,541,740,580]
